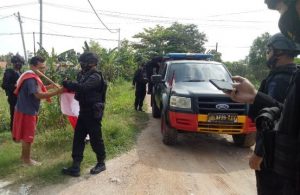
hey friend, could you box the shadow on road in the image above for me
[137,114,253,174]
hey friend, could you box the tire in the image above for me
[232,132,256,147]
[161,113,177,145]
[152,96,161,118]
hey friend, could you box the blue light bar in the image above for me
[164,53,213,60]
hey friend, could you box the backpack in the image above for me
[99,72,108,103]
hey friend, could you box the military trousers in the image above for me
[72,111,106,164]
[256,169,298,195]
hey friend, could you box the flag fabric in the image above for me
[60,92,79,129]
[67,116,78,129]
[169,70,176,87]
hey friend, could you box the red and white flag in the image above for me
[169,71,176,87]
[60,92,79,129]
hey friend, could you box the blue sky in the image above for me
[0,0,279,61]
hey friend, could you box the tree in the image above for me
[0,52,15,67]
[247,32,271,83]
[115,40,137,80]
[132,22,207,59]
[165,22,207,53]
[87,40,137,81]
[224,60,249,77]
[207,49,222,62]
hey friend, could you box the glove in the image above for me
[62,80,76,90]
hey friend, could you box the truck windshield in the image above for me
[166,62,231,83]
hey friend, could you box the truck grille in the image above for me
[198,122,243,134]
[197,96,246,114]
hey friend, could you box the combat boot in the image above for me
[62,161,80,177]
[90,162,106,174]
[62,166,80,177]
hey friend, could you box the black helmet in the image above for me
[78,52,99,65]
[267,33,300,54]
[265,0,278,9]
[11,54,25,65]
[265,0,300,43]
[265,0,296,10]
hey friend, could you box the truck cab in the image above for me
[151,53,256,146]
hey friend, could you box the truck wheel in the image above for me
[161,113,177,145]
[152,96,161,118]
[232,132,256,147]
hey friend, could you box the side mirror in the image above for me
[151,74,162,83]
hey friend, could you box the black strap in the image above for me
[98,72,107,103]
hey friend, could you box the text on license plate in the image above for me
[207,113,238,123]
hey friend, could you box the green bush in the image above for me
[0,90,10,132]
[37,97,68,133]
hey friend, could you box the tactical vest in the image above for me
[75,70,107,106]
[1,69,20,97]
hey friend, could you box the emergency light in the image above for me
[164,53,213,61]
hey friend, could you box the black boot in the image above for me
[62,161,80,177]
[90,162,106,174]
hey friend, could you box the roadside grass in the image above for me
[0,79,148,186]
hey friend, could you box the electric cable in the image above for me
[87,0,113,33]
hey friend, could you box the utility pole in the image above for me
[33,32,36,55]
[118,28,121,49]
[216,42,218,52]
[17,12,28,64]
[39,0,43,49]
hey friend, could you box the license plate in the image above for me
[207,113,238,123]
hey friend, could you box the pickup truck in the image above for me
[151,53,256,147]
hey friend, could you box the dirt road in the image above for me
[43,99,256,195]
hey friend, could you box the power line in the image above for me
[20,14,273,30]
[42,32,118,41]
[0,14,14,20]
[97,12,271,24]
[0,32,119,42]
[0,2,37,10]
[21,14,271,30]
[0,32,25,35]
[87,0,113,33]
[43,1,188,21]
[43,1,272,24]
[206,9,266,17]
[21,15,119,32]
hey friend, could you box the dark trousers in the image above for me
[8,96,17,132]
[147,81,153,94]
[256,169,298,195]
[72,112,106,164]
[134,88,146,110]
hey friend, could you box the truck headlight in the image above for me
[170,96,191,109]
